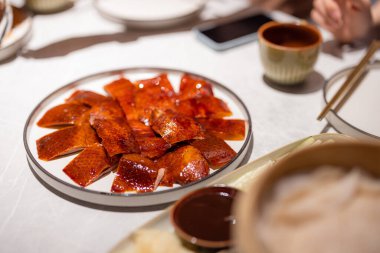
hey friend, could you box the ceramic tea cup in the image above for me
[258,21,322,85]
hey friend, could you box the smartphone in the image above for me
[194,13,273,51]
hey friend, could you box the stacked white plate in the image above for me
[94,0,205,29]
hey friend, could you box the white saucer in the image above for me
[94,0,205,29]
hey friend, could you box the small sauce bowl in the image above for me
[170,186,240,249]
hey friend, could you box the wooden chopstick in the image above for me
[317,40,380,121]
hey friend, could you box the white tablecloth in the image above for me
[0,0,367,252]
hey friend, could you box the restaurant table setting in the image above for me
[1,0,379,252]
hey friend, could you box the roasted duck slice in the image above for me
[63,144,113,187]
[128,120,155,138]
[37,103,89,128]
[197,118,246,140]
[111,154,164,193]
[176,96,232,118]
[128,120,170,158]
[173,97,196,117]
[137,137,171,159]
[66,90,109,107]
[157,145,209,186]
[89,100,125,122]
[37,124,99,161]
[135,93,176,125]
[104,78,138,120]
[134,74,177,124]
[178,74,214,100]
[135,73,175,97]
[151,109,204,144]
[191,133,236,169]
[91,117,140,157]
[194,96,232,118]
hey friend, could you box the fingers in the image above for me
[311,9,335,32]
[312,0,342,28]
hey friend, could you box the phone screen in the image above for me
[200,14,273,43]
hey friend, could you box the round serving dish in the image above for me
[24,67,253,207]
[233,141,380,253]
[323,62,380,141]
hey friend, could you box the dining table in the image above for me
[0,0,373,252]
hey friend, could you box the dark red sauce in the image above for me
[173,187,239,242]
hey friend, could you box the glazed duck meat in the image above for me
[37,118,99,161]
[63,144,114,187]
[150,109,204,144]
[178,73,214,99]
[191,132,237,169]
[37,103,89,128]
[111,154,163,193]
[104,77,137,120]
[36,73,246,192]
[133,74,177,125]
[176,96,232,118]
[157,145,210,186]
[197,118,246,140]
[65,90,109,107]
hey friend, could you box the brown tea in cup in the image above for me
[258,22,322,85]
[262,23,321,48]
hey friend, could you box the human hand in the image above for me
[311,0,374,44]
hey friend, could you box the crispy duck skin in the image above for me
[191,133,237,169]
[66,90,109,107]
[134,92,176,125]
[104,77,138,120]
[111,154,160,193]
[151,109,204,144]
[128,120,155,138]
[89,100,125,122]
[197,118,246,140]
[194,96,232,118]
[128,120,171,158]
[63,144,113,187]
[133,74,177,124]
[137,137,171,159]
[157,145,209,186]
[37,103,90,128]
[134,73,175,97]
[89,100,140,156]
[36,123,99,161]
[91,117,140,157]
[176,96,232,118]
[178,74,214,100]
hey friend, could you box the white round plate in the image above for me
[94,0,205,29]
[323,62,380,141]
[24,67,253,208]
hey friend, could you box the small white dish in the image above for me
[323,62,380,141]
[0,6,32,61]
[94,0,205,29]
